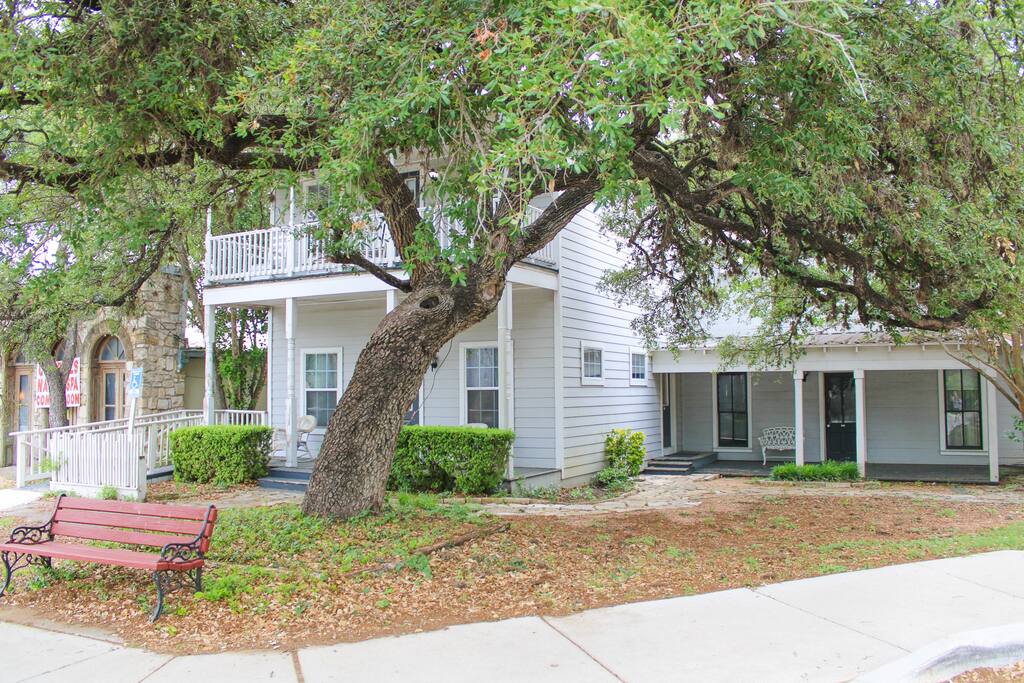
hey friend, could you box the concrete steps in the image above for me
[258,467,311,492]
[642,452,717,476]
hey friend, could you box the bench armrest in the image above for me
[6,493,61,545]
[158,541,204,565]
[7,521,53,545]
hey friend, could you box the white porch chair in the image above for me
[271,414,318,462]
[758,426,797,465]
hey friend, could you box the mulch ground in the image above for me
[1,488,1022,654]
[951,661,1024,681]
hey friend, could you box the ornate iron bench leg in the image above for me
[150,571,166,623]
[0,552,12,598]
[194,567,203,592]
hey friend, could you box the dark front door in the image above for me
[824,372,857,461]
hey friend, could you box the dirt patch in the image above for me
[2,488,1022,654]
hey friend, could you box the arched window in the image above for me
[95,336,128,421]
[99,337,126,362]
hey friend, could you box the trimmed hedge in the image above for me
[170,425,272,486]
[389,425,514,494]
[770,461,861,482]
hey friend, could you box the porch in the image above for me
[652,337,1020,484]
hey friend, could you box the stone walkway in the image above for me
[5,551,1024,682]
[483,472,1024,516]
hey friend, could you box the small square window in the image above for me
[581,343,605,385]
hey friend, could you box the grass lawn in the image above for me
[1,487,1023,653]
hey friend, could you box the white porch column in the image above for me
[385,289,398,313]
[793,370,805,466]
[854,369,867,478]
[203,303,216,425]
[285,297,298,468]
[987,379,1000,483]
[497,287,514,479]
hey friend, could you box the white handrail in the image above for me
[206,206,557,283]
[11,408,272,495]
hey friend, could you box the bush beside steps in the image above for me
[770,461,861,482]
[170,425,272,486]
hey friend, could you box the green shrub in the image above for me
[170,425,272,486]
[98,485,119,501]
[771,461,861,482]
[389,425,514,495]
[594,466,632,492]
[604,428,646,476]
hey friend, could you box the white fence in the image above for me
[12,409,268,499]
[206,206,557,284]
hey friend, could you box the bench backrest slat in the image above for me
[51,497,216,550]
[50,521,194,549]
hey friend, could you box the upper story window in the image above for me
[463,345,498,428]
[943,369,983,450]
[581,342,605,386]
[716,372,749,449]
[303,350,342,428]
[630,348,649,386]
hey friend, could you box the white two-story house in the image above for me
[202,170,1022,489]
[201,170,663,489]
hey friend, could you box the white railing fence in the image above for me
[13,409,268,499]
[214,409,268,426]
[207,205,557,283]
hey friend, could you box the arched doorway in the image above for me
[95,336,127,421]
[11,350,34,433]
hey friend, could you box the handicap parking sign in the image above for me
[127,366,144,398]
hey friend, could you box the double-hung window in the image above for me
[581,342,605,386]
[716,372,749,448]
[303,350,341,428]
[943,369,983,450]
[464,345,499,428]
[630,348,649,386]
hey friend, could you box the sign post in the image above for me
[126,366,144,435]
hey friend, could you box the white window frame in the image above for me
[711,371,753,453]
[459,341,500,427]
[629,347,651,386]
[936,369,988,456]
[580,341,606,386]
[300,347,343,433]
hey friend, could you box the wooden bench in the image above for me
[0,494,217,621]
[758,427,797,465]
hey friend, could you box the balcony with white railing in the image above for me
[206,207,559,285]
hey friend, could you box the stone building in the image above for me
[1,266,195,465]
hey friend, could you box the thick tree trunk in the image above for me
[41,360,69,428]
[302,282,502,518]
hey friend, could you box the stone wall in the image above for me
[1,267,191,464]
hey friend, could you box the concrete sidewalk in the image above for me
[6,551,1024,682]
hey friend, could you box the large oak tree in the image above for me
[2,0,1022,517]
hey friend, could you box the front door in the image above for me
[661,375,673,449]
[824,372,857,461]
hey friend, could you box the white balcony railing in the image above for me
[206,206,558,284]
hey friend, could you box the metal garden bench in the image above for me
[758,427,797,465]
[0,494,217,621]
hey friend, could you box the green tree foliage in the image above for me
[2,0,1022,515]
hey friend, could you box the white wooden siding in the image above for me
[559,207,662,480]
[267,290,558,468]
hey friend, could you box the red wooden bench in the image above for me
[0,494,217,621]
